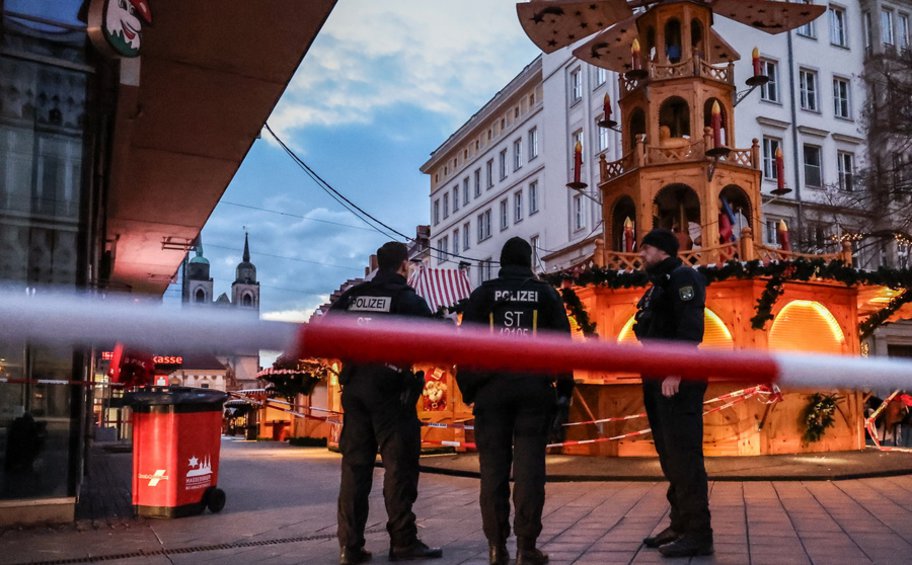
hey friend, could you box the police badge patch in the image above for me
[679,286,695,301]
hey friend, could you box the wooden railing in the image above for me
[754,245,841,264]
[619,57,734,98]
[599,135,760,183]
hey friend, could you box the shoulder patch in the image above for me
[679,286,695,302]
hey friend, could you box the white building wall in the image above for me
[424,1,909,274]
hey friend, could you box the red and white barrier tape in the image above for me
[2,292,911,392]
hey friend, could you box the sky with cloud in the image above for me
[164,1,540,322]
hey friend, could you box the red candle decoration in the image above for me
[573,140,583,184]
[775,146,785,191]
[631,38,641,70]
[603,92,612,121]
[624,216,634,253]
[777,219,791,251]
[752,46,761,77]
[711,101,722,148]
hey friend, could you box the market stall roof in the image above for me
[106,0,337,295]
[408,267,473,313]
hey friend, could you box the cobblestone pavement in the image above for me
[3,439,912,564]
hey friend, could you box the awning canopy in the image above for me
[408,267,473,313]
[106,0,337,295]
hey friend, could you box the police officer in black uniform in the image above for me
[458,237,573,565]
[633,229,713,558]
[330,242,443,565]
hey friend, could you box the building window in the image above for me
[803,144,822,187]
[570,67,582,103]
[499,149,507,180]
[864,11,873,52]
[463,222,470,251]
[453,229,460,257]
[765,219,781,245]
[573,194,585,231]
[462,178,470,206]
[453,186,459,212]
[598,123,610,151]
[833,77,851,119]
[500,199,509,231]
[829,5,848,47]
[433,199,440,225]
[513,138,523,171]
[514,191,523,223]
[529,181,539,215]
[798,18,816,38]
[438,236,448,262]
[760,59,779,102]
[486,159,494,188]
[900,14,911,51]
[530,235,540,268]
[837,151,855,191]
[479,258,493,284]
[594,66,607,86]
[799,69,818,111]
[528,127,539,160]
[762,137,782,181]
[195,288,206,303]
[477,209,492,242]
[474,169,481,197]
[883,9,895,46]
[443,193,449,218]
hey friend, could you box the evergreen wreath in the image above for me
[802,393,840,444]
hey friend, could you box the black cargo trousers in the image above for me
[337,371,421,550]
[473,378,555,546]
[642,377,711,538]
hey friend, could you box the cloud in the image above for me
[268,0,539,139]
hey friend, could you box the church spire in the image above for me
[195,234,205,259]
[242,231,250,263]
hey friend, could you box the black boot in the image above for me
[488,542,509,565]
[643,526,680,548]
[388,539,443,561]
[658,534,714,558]
[339,546,372,565]
[515,538,549,565]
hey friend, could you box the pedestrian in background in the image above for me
[330,241,443,564]
[458,237,573,565]
[633,228,713,557]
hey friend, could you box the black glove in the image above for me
[548,395,571,446]
[400,370,425,408]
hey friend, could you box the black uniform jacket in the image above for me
[328,270,432,390]
[457,265,573,404]
[633,256,706,345]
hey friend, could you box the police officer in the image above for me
[458,237,573,565]
[330,242,443,565]
[633,228,713,558]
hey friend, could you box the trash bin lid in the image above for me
[125,386,228,413]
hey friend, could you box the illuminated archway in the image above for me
[617,308,733,349]
[769,300,845,353]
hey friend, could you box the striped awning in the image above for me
[408,267,473,313]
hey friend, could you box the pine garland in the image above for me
[547,259,912,336]
[860,288,912,339]
[560,286,598,337]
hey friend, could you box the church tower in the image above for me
[231,233,260,312]
[184,237,214,306]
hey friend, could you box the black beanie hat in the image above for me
[500,237,533,268]
[641,228,679,257]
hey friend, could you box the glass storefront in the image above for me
[0,5,92,501]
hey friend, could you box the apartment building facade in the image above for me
[421,1,912,352]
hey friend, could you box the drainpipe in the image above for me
[786,30,804,241]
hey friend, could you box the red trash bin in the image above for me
[125,386,228,518]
